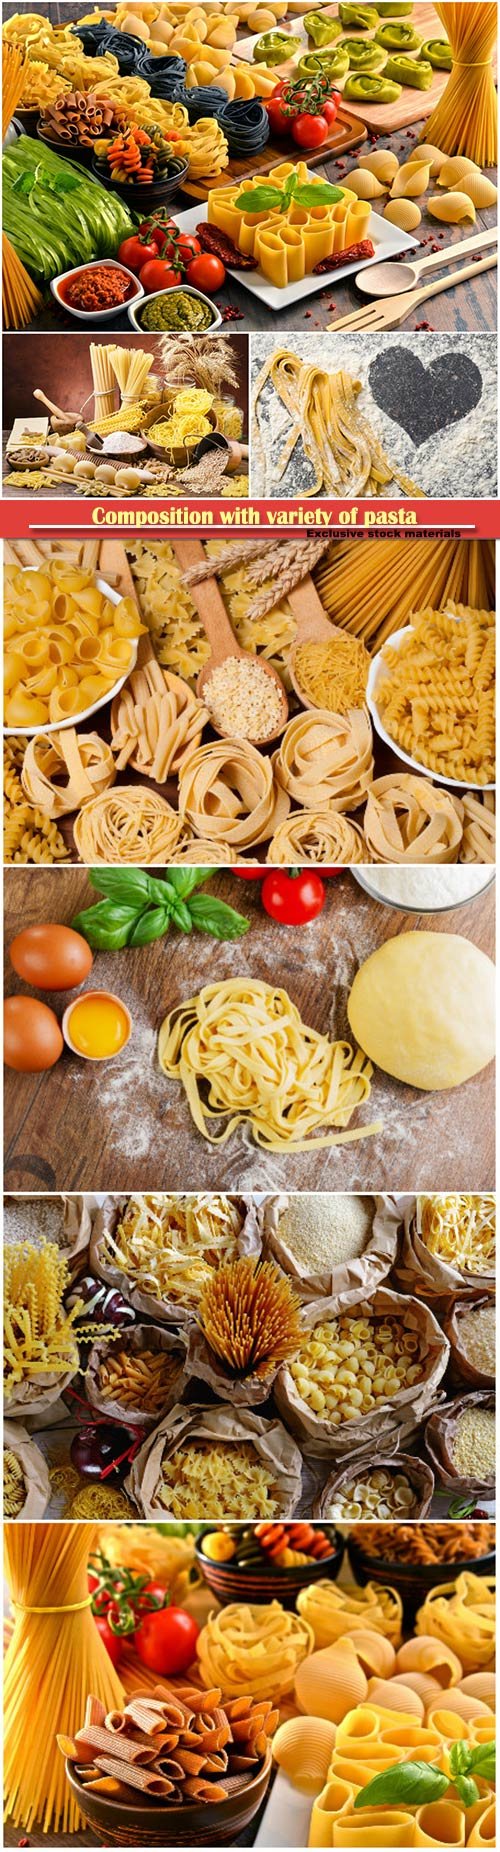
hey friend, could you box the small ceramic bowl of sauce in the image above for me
[62,990,132,1061]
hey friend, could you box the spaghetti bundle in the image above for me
[4,1523,124,1833]
[2,233,43,331]
[314,537,495,652]
[422,3,497,165]
[2,41,25,136]
[200,1257,302,1380]
[89,341,117,419]
[109,345,154,404]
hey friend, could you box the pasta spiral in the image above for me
[267,808,367,864]
[274,708,374,813]
[73,786,189,864]
[178,739,288,849]
[158,977,379,1153]
[363,773,463,863]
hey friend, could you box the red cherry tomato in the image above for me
[139,257,183,292]
[266,96,291,135]
[117,234,158,272]
[261,870,326,925]
[185,253,226,293]
[321,95,340,124]
[232,869,263,879]
[94,1614,123,1668]
[176,233,202,265]
[134,1580,166,1619]
[134,1606,199,1676]
[292,112,329,148]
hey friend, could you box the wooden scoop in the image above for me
[286,576,345,708]
[171,537,288,745]
[99,536,154,671]
[33,387,83,433]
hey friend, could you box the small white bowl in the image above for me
[62,990,132,1061]
[367,624,495,792]
[51,258,144,323]
[353,868,496,914]
[4,572,137,736]
[127,284,222,332]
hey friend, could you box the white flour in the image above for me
[358,867,493,912]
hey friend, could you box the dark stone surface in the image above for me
[368,345,483,446]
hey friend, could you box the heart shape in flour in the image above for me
[368,348,483,447]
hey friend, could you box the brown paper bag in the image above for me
[3,1420,51,1518]
[274,1285,450,1460]
[126,1402,303,1519]
[91,1195,262,1327]
[425,1391,495,1497]
[263,1193,400,1306]
[85,1324,189,1429]
[313,1450,435,1521]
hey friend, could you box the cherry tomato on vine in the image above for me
[185,253,226,293]
[261,870,326,925]
[117,234,158,272]
[139,258,182,292]
[134,1606,199,1676]
[321,96,340,124]
[232,869,263,880]
[266,96,291,135]
[94,1614,123,1667]
[292,112,329,148]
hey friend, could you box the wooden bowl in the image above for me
[196,1530,344,1609]
[66,1746,272,1846]
[347,1536,495,1624]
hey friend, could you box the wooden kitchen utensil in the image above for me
[171,537,288,743]
[356,227,498,297]
[286,577,345,709]
[329,253,498,333]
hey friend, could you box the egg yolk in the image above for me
[67,994,130,1059]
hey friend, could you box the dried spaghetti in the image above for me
[200,1258,302,1380]
[422,3,497,165]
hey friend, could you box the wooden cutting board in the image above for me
[236,3,461,136]
[180,104,366,200]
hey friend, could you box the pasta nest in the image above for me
[274,707,374,813]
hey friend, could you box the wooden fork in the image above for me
[328,253,498,333]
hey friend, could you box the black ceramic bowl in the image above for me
[91,153,188,211]
[347,1535,496,1624]
[13,109,39,136]
[196,1529,344,1609]
[37,122,95,164]
[66,1746,272,1846]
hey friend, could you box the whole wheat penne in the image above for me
[75,1726,157,1765]
[155,1757,185,1780]
[105,1710,128,1733]
[175,1748,208,1776]
[86,1696,107,1728]
[124,1700,174,1736]
[85,1777,127,1796]
[183,1778,228,1802]
[203,1751,229,1775]
[93,1757,173,1796]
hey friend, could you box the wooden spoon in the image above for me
[171,537,288,744]
[99,536,154,670]
[286,576,345,708]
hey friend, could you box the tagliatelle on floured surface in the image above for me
[252,350,425,499]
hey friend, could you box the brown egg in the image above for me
[4,996,64,1071]
[9,925,93,991]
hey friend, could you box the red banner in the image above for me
[1,497,500,539]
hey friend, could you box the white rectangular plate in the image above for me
[255,1770,312,1848]
[173,201,418,312]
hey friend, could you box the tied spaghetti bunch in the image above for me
[199,1257,302,1381]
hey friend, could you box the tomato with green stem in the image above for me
[261,870,326,924]
[134,1605,199,1676]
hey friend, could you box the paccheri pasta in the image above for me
[4,559,144,727]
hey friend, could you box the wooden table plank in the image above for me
[4,869,495,1195]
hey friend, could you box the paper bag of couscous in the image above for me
[262,1193,401,1305]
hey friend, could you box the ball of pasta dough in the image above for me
[347,932,495,1090]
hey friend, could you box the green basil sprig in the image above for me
[354,1741,495,1812]
[72,867,250,949]
[235,171,344,216]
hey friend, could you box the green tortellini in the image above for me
[374,2,414,13]
[253,29,301,63]
[338,3,380,27]
[375,21,422,50]
[339,37,387,71]
[304,11,342,47]
[344,71,402,101]
[384,53,433,87]
[419,37,452,70]
[298,45,350,80]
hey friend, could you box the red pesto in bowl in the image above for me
[58,263,139,311]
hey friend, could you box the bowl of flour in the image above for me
[352,866,495,914]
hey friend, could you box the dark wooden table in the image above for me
[4,868,495,1195]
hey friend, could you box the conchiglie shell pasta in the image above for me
[295,1641,368,1724]
[367,1678,424,1719]
[395,1636,462,1687]
[272,1716,337,1790]
[343,1630,396,1680]
[413,143,448,175]
[359,149,399,184]
[428,190,476,223]
[437,155,480,186]
[345,167,386,199]
[426,1689,493,1723]
[391,160,431,198]
[458,1673,496,1710]
[392,1672,444,1708]
[458,173,498,207]
[384,198,422,229]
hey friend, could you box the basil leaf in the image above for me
[128,906,172,946]
[163,868,209,900]
[188,895,250,940]
[294,180,344,205]
[71,900,142,950]
[171,901,194,933]
[235,184,286,212]
[282,172,299,207]
[470,1744,495,1778]
[454,1774,480,1809]
[354,1762,449,1810]
[449,1742,472,1778]
[88,868,156,908]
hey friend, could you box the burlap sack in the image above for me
[313,1451,435,1521]
[3,1420,51,1518]
[425,1391,495,1498]
[262,1194,401,1306]
[393,1195,495,1300]
[444,1294,495,1391]
[85,1324,189,1430]
[274,1285,450,1460]
[126,1402,303,1519]
[91,1194,261,1327]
